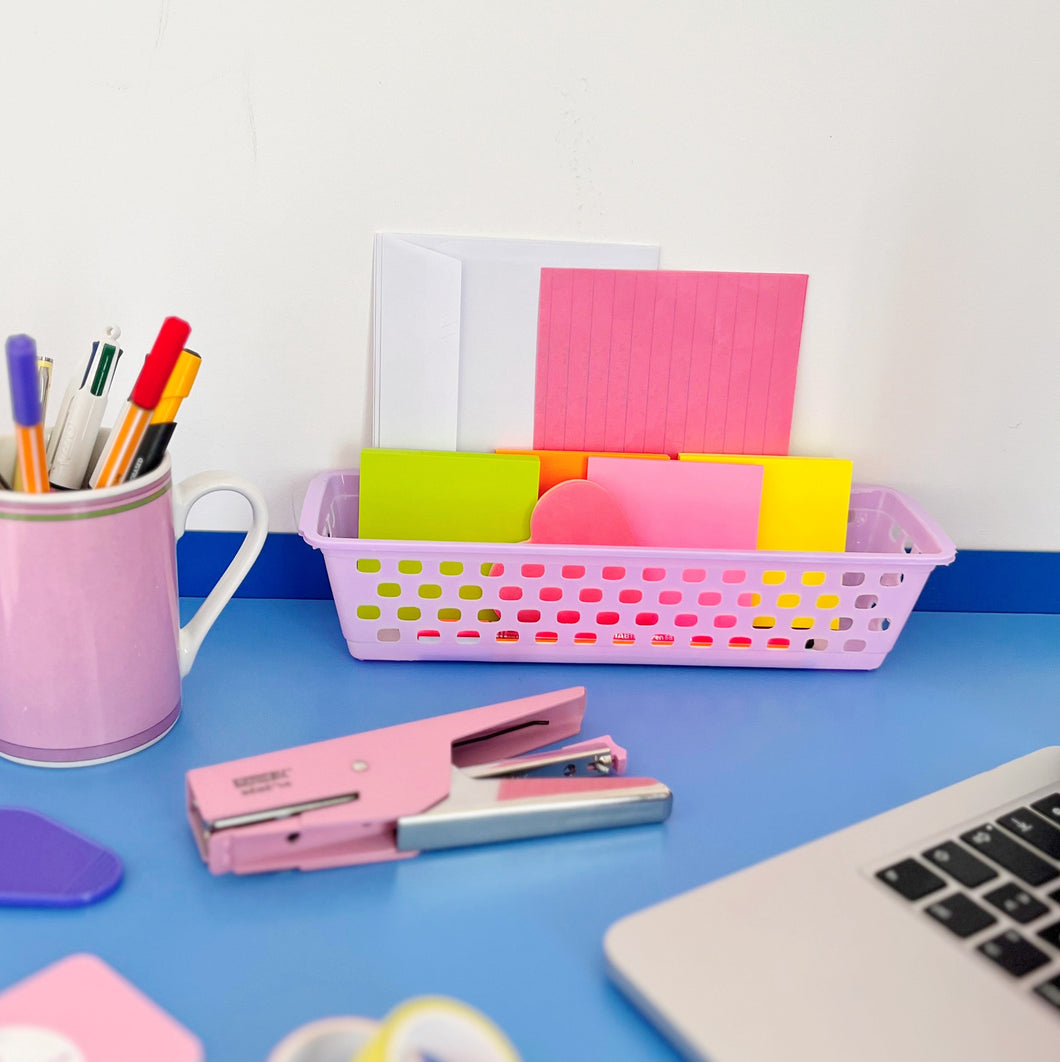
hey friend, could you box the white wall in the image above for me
[1,1,1057,548]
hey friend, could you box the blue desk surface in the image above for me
[2,602,1058,1061]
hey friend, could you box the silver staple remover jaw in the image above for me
[397,741,672,852]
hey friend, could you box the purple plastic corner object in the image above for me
[0,808,123,907]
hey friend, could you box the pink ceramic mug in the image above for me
[0,434,268,767]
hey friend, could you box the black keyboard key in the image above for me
[876,858,946,901]
[1036,973,1060,1011]
[922,841,998,887]
[1037,920,1060,950]
[997,808,1060,860]
[1049,885,1060,905]
[978,929,1051,977]
[960,824,1060,887]
[983,882,1050,924]
[1031,793,1060,825]
[925,893,997,938]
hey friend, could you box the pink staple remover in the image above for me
[186,686,672,875]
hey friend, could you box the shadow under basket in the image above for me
[299,473,956,671]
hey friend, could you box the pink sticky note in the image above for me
[534,269,808,456]
[529,479,637,546]
[0,954,203,1061]
[587,457,763,549]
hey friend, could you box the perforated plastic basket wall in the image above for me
[299,472,956,670]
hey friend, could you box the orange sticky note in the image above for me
[497,449,668,495]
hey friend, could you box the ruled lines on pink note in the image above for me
[533,269,808,456]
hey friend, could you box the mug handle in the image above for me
[172,471,269,678]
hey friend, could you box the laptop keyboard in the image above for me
[875,789,1060,1012]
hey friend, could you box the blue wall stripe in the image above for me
[176,533,1060,614]
[913,550,1060,614]
[177,531,331,599]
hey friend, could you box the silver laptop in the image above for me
[605,746,1060,1061]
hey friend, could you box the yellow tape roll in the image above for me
[352,997,521,1062]
[267,1016,382,1062]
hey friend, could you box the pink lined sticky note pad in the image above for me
[534,269,808,456]
[587,457,763,549]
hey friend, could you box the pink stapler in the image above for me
[186,687,671,875]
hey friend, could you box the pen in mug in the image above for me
[126,348,201,481]
[46,349,92,466]
[49,326,124,490]
[36,355,53,422]
[89,316,191,489]
[5,334,50,493]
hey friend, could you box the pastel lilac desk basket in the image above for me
[299,473,955,671]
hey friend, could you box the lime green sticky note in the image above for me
[678,453,853,552]
[358,449,541,542]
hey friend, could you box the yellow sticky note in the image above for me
[678,454,853,552]
[358,449,540,542]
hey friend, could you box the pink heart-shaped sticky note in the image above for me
[529,479,637,546]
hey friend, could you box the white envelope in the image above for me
[372,234,660,452]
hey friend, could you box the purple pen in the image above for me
[6,334,49,492]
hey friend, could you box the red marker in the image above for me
[90,317,191,488]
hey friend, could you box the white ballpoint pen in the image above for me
[49,326,123,490]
